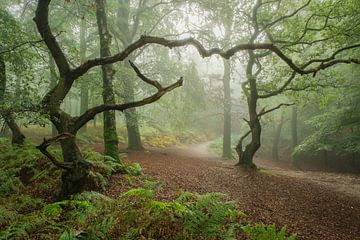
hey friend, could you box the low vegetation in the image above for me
[0,138,296,239]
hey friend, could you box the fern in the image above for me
[122,188,155,199]
[179,192,243,238]
[241,224,297,240]
[59,229,78,240]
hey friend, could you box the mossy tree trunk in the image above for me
[96,0,119,160]
[59,134,89,196]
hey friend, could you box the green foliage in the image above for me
[294,66,360,156]
[124,163,143,176]
[241,224,296,240]
[178,192,244,238]
[81,150,138,191]
[115,189,246,239]
[0,178,296,240]
[0,138,61,196]
[0,205,18,228]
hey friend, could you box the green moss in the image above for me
[103,127,119,160]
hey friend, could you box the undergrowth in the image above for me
[0,137,296,240]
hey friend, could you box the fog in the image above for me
[1,0,360,239]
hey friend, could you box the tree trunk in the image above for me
[123,61,144,150]
[96,0,119,160]
[272,114,284,161]
[115,0,143,150]
[48,53,58,137]
[59,135,89,196]
[4,116,25,145]
[0,53,25,145]
[236,51,259,169]
[125,108,143,150]
[79,17,89,135]
[222,59,232,159]
[291,105,299,166]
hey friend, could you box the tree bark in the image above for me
[48,53,58,137]
[236,51,259,168]
[116,0,144,150]
[222,59,232,159]
[96,0,120,160]
[123,60,144,150]
[0,53,25,145]
[291,105,299,166]
[79,16,89,135]
[272,113,284,161]
[59,135,89,196]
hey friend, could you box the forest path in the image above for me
[105,143,360,240]
[158,142,360,200]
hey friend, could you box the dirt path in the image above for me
[106,143,360,240]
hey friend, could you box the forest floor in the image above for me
[103,142,360,240]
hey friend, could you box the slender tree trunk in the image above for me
[291,105,299,166]
[0,53,25,145]
[96,0,119,160]
[222,59,232,159]
[272,114,284,161]
[48,53,58,137]
[123,60,144,150]
[4,116,25,145]
[116,0,143,150]
[79,17,89,135]
[125,108,143,150]
[236,52,259,168]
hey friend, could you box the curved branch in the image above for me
[70,36,288,79]
[33,0,70,77]
[261,0,312,32]
[73,63,183,131]
[71,35,360,81]
[259,103,295,117]
[36,133,74,170]
[129,60,162,90]
[258,71,296,98]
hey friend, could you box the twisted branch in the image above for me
[36,133,74,170]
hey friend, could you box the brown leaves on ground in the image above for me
[105,145,360,240]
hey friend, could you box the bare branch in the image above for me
[0,39,43,55]
[129,61,163,90]
[259,103,295,117]
[258,71,296,98]
[73,65,183,131]
[36,133,74,170]
[261,0,312,31]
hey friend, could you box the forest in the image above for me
[0,0,360,239]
